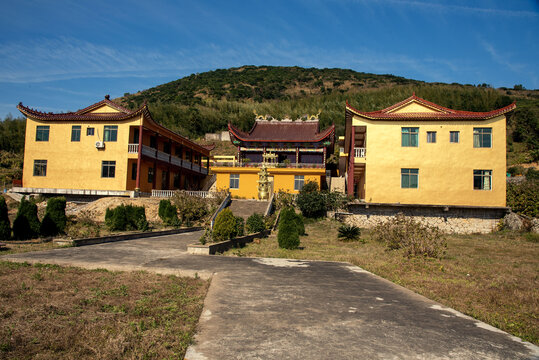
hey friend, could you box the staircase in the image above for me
[227,199,269,220]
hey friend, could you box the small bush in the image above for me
[296,182,326,218]
[526,168,539,180]
[338,224,361,242]
[280,207,305,235]
[39,213,58,237]
[274,190,295,210]
[213,208,237,241]
[508,165,525,176]
[325,191,350,212]
[246,213,266,233]
[158,199,181,226]
[278,215,300,249]
[0,197,11,239]
[40,197,67,236]
[235,216,245,237]
[372,215,446,259]
[13,197,40,240]
[105,205,148,231]
[171,191,209,225]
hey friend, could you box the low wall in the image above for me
[187,230,270,255]
[54,227,203,247]
[338,203,509,234]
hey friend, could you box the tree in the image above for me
[0,197,11,239]
[213,208,237,241]
[13,197,40,240]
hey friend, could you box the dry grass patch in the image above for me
[224,218,539,344]
[0,262,208,359]
[0,240,62,255]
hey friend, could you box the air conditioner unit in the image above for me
[95,141,105,149]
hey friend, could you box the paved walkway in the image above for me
[2,232,538,360]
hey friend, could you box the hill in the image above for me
[117,66,538,164]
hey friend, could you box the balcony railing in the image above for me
[129,143,208,175]
[151,190,215,198]
[354,147,366,158]
[211,161,325,169]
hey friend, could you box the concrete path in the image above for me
[2,232,538,360]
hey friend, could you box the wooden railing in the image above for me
[129,144,208,175]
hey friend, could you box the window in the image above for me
[450,131,460,143]
[427,131,436,143]
[175,146,182,157]
[401,168,418,188]
[133,129,139,144]
[131,163,137,181]
[87,127,94,136]
[185,150,192,161]
[101,161,116,178]
[473,170,492,190]
[71,125,81,142]
[229,174,239,189]
[401,127,419,147]
[33,160,47,176]
[36,126,50,141]
[163,142,171,154]
[103,126,118,142]
[150,136,157,149]
[173,173,180,188]
[294,175,305,191]
[148,167,154,183]
[474,128,492,148]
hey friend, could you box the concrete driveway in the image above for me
[3,231,538,360]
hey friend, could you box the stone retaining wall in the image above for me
[338,203,509,234]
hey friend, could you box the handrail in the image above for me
[210,192,231,229]
[264,192,275,217]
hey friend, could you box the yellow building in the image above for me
[341,94,515,207]
[212,116,335,199]
[17,96,211,197]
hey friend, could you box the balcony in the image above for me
[211,161,325,169]
[128,143,208,175]
[354,147,366,158]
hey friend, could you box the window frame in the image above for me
[450,131,460,143]
[426,131,437,143]
[71,125,81,142]
[401,127,419,147]
[294,175,305,191]
[33,160,47,176]
[473,128,492,148]
[229,174,240,189]
[87,127,95,136]
[148,167,154,183]
[401,168,419,189]
[101,160,116,178]
[473,170,492,190]
[103,125,118,142]
[35,125,50,142]
[131,163,137,181]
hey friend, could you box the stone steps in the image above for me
[227,199,269,220]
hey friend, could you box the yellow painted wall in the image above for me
[213,166,324,199]
[23,115,141,191]
[351,114,506,207]
[89,105,121,113]
[390,102,439,113]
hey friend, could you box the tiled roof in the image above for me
[346,94,516,120]
[228,119,335,143]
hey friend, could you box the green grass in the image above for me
[223,219,539,345]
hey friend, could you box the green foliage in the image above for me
[325,191,350,212]
[525,168,539,180]
[296,182,326,218]
[246,213,266,233]
[274,190,295,210]
[507,180,539,217]
[212,209,237,241]
[158,199,181,226]
[337,224,361,242]
[507,166,525,177]
[105,205,148,231]
[235,216,245,237]
[0,197,11,239]
[39,213,57,237]
[0,114,25,153]
[171,191,209,225]
[280,207,305,236]
[372,215,447,259]
[41,197,67,236]
[13,197,40,240]
[277,213,300,249]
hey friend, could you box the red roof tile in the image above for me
[346,94,516,120]
[228,119,335,143]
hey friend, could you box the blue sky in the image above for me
[1,0,537,118]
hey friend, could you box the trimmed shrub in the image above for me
[105,205,148,231]
[246,213,266,233]
[40,197,67,236]
[280,207,305,236]
[0,197,11,239]
[235,216,245,237]
[508,165,525,177]
[158,199,181,226]
[372,215,446,259]
[13,197,40,240]
[296,182,326,218]
[338,224,361,242]
[213,208,237,241]
[277,215,300,249]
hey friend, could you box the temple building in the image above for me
[340,94,516,207]
[212,115,335,199]
[16,96,211,197]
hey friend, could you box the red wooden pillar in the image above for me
[135,124,143,192]
[347,126,355,196]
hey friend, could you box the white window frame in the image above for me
[294,175,305,191]
[230,174,240,189]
